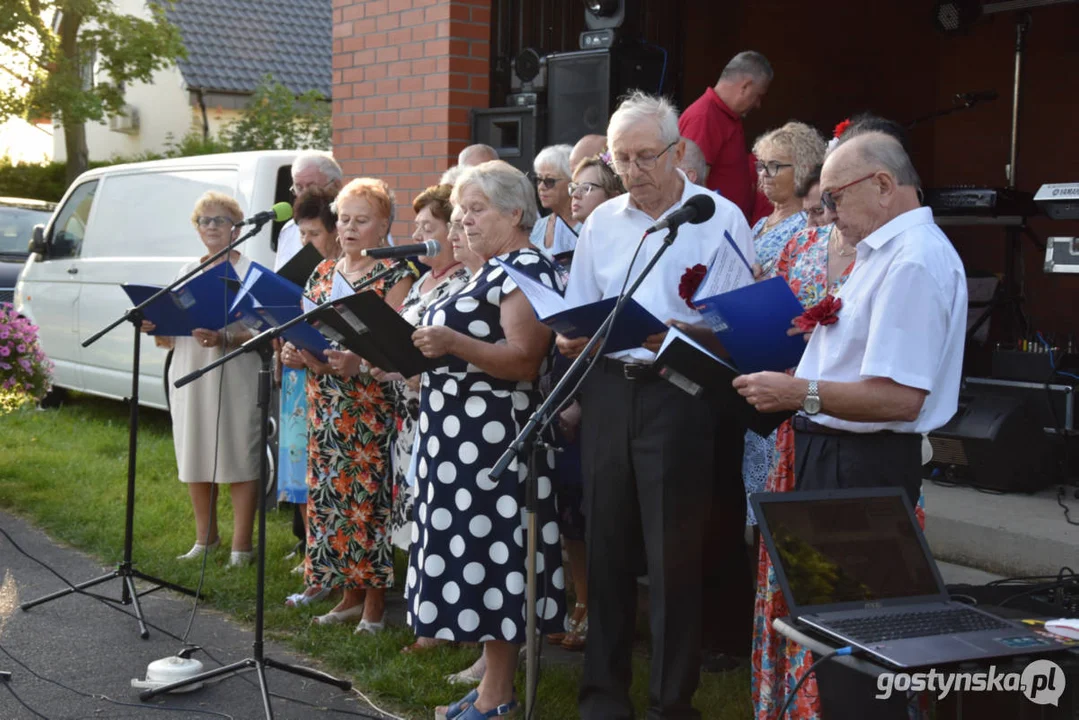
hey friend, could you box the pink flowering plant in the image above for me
[0,302,54,413]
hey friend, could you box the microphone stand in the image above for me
[489,225,682,719]
[138,263,403,716]
[18,218,270,636]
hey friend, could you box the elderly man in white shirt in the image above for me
[273,153,344,271]
[734,130,965,505]
[558,91,754,720]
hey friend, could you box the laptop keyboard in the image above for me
[823,607,1012,644]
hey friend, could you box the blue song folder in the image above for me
[692,276,807,374]
[229,261,306,325]
[495,259,667,353]
[122,262,240,335]
[242,302,331,361]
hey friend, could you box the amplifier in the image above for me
[966,376,1074,432]
[924,186,1037,217]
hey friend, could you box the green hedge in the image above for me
[0,158,118,203]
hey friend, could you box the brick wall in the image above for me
[332,0,491,238]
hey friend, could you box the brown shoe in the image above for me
[561,614,587,652]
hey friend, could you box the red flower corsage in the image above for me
[833,118,852,139]
[795,295,843,333]
[678,264,707,309]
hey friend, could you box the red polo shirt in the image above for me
[678,87,757,222]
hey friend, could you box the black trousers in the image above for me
[578,364,715,720]
[794,425,922,720]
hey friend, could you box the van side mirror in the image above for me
[29,224,47,256]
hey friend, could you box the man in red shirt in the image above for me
[679,51,772,222]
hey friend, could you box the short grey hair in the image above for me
[840,131,922,189]
[292,152,342,183]
[458,144,499,166]
[607,91,680,146]
[451,160,539,232]
[533,144,573,179]
[679,137,708,185]
[720,51,773,84]
[440,165,464,187]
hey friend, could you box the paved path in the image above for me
[0,509,398,720]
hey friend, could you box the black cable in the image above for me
[1057,488,1079,527]
[776,646,850,718]
[0,644,234,720]
[0,678,50,719]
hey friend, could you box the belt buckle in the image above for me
[622,362,649,381]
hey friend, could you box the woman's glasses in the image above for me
[534,175,563,189]
[197,216,235,228]
[568,181,602,198]
[754,161,793,178]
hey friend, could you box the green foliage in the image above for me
[0,1,186,126]
[220,75,331,152]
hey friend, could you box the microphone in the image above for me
[955,90,998,106]
[644,194,716,235]
[361,239,441,259]
[238,201,293,227]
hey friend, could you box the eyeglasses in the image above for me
[197,216,235,228]
[568,181,602,198]
[534,175,563,189]
[754,160,793,177]
[609,141,677,174]
[806,205,827,220]
[290,180,332,196]
[820,173,878,212]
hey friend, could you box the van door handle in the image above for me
[67,266,78,275]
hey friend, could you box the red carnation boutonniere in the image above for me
[795,295,843,333]
[833,118,852,139]
[678,264,708,309]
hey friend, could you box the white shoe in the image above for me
[227,550,254,568]
[354,617,386,635]
[177,539,220,560]
[445,657,485,685]
[312,604,365,625]
[291,561,305,575]
[285,586,331,608]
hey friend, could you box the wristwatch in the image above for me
[802,380,821,415]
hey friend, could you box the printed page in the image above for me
[495,259,569,319]
[694,231,754,300]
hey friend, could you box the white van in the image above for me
[14,150,304,410]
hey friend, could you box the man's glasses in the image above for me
[568,181,602,198]
[754,160,793,177]
[197,216,235,228]
[534,175,563,189]
[290,180,332,196]
[820,173,878,212]
[609,140,677,174]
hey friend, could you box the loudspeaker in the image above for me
[471,105,544,176]
[544,44,665,147]
[928,383,1051,492]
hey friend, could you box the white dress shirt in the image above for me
[272,221,302,272]
[795,207,967,433]
[564,171,755,363]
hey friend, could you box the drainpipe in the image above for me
[196,87,209,141]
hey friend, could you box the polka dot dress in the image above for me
[405,248,566,643]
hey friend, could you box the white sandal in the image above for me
[354,617,386,635]
[284,586,331,608]
[312,604,365,625]
[176,539,220,560]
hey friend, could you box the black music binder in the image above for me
[277,242,324,288]
[308,290,445,378]
[654,328,791,436]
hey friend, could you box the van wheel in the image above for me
[39,386,67,409]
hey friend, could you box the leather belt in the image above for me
[598,356,659,382]
[793,415,855,436]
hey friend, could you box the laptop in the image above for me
[751,488,1070,668]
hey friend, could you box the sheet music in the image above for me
[659,326,738,373]
[495,259,569,319]
[331,270,355,302]
[694,231,754,300]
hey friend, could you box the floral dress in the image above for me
[743,211,809,525]
[303,257,416,591]
[389,264,471,551]
[752,224,930,720]
[404,248,566,643]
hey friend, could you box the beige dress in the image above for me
[167,256,261,484]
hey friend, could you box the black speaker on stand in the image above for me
[471,105,544,176]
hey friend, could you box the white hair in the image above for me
[720,51,773,83]
[679,137,708,185]
[533,144,573,179]
[292,152,342,183]
[440,165,465,187]
[458,144,499,166]
[451,160,539,232]
[607,91,680,146]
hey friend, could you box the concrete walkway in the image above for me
[0,509,397,720]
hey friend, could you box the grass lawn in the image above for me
[0,394,751,719]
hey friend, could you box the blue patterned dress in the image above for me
[405,248,566,643]
[743,211,809,524]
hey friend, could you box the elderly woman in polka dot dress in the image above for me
[408,160,566,720]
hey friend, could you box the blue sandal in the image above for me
[456,700,519,719]
[435,688,478,720]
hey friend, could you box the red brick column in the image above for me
[332,0,491,237]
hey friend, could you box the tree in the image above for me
[220,76,331,152]
[0,1,185,184]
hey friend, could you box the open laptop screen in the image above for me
[757,492,942,610]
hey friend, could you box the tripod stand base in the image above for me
[138,654,352,719]
[20,564,195,640]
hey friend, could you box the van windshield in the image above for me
[0,206,52,256]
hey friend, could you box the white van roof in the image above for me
[74,149,326,180]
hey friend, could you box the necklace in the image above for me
[430,261,463,281]
[831,232,855,257]
[339,256,369,275]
